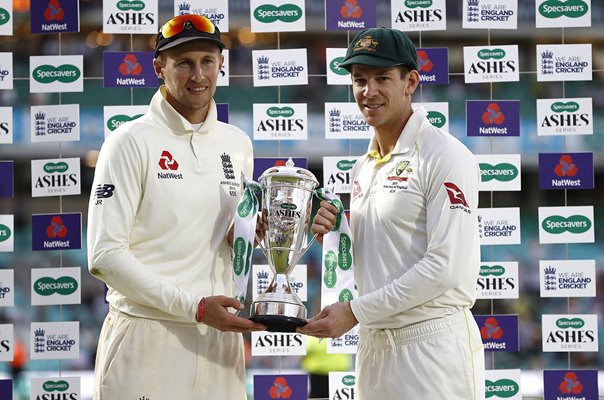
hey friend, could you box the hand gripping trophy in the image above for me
[249,158,319,332]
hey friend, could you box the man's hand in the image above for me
[200,295,266,332]
[311,200,339,246]
[297,302,358,338]
[254,210,268,247]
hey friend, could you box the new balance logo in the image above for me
[94,184,115,205]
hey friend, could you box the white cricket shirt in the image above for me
[349,106,481,329]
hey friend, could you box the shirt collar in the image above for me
[367,106,428,161]
[150,85,218,135]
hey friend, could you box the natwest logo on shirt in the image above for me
[157,150,183,180]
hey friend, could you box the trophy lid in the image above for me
[259,158,319,189]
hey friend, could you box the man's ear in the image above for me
[406,69,420,96]
[153,58,163,79]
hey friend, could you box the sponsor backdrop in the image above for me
[0,0,601,399]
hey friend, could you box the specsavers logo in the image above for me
[551,100,579,113]
[426,110,446,128]
[539,0,588,19]
[0,224,10,242]
[406,0,433,7]
[33,64,80,83]
[117,0,145,11]
[478,48,507,60]
[329,56,348,76]
[480,265,505,277]
[254,4,302,23]
[542,215,591,234]
[43,380,70,392]
[34,276,78,296]
[0,7,9,25]
[106,113,143,131]
[480,163,518,182]
[485,379,520,398]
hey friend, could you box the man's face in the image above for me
[153,40,223,123]
[351,64,418,132]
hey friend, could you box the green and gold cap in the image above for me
[339,27,418,72]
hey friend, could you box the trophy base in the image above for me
[250,315,307,333]
[250,298,307,332]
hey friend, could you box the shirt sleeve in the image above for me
[87,129,198,320]
[350,139,480,325]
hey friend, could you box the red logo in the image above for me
[559,372,583,394]
[44,0,65,21]
[119,54,143,76]
[269,376,293,399]
[158,151,179,171]
[417,50,433,72]
[480,317,504,339]
[340,0,363,18]
[554,155,578,177]
[46,216,68,238]
[444,182,469,207]
[481,103,505,125]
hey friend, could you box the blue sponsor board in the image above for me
[253,157,308,181]
[417,48,449,85]
[474,314,519,352]
[30,0,79,34]
[543,369,598,400]
[32,213,81,251]
[217,103,229,123]
[254,374,308,400]
[325,0,376,31]
[467,100,520,136]
[0,161,13,198]
[538,152,593,190]
[103,52,157,88]
[0,379,12,400]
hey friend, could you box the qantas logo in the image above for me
[444,182,470,212]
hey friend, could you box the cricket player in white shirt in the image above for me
[299,27,486,400]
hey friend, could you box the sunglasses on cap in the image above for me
[155,14,225,54]
[160,14,215,39]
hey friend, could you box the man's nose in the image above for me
[191,64,204,81]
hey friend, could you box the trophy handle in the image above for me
[289,231,319,266]
[255,232,270,259]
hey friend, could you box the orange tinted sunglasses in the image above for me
[160,14,215,39]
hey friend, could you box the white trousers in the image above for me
[356,309,486,400]
[93,309,247,400]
